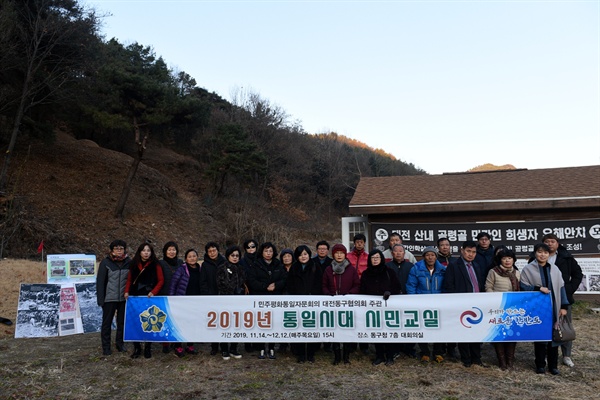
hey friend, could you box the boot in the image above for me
[333,349,342,365]
[144,342,152,359]
[131,342,142,359]
[505,342,516,370]
[342,347,351,364]
[493,343,507,370]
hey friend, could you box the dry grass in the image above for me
[0,259,599,399]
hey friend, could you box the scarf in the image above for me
[493,265,519,291]
[521,259,565,323]
[110,252,127,262]
[331,259,349,275]
[163,256,178,267]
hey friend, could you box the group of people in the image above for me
[95,231,582,374]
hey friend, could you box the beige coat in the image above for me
[485,267,521,293]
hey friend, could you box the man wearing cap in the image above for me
[443,240,486,368]
[406,247,446,363]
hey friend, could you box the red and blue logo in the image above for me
[460,307,483,328]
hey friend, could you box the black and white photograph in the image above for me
[15,284,61,338]
[75,283,102,333]
[588,275,600,292]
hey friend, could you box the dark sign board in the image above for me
[372,219,600,256]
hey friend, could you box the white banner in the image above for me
[124,292,552,343]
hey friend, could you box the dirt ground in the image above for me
[1,259,599,399]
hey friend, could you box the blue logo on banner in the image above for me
[139,305,167,332]
[460,307,483,328]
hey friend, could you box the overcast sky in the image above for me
[82,0,600,174]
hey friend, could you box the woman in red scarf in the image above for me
[124,243,164,359]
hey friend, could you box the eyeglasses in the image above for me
[247,245,256,249]
[230,254,240,258]
[113,247,124,250]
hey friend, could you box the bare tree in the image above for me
[0,0,98,192]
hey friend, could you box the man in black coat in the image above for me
[443,240,486,368]
[543,233,583,368]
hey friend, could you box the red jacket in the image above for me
[346,248,368,279]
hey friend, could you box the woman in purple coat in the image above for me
[322,243,360,364]
[169,249,201,357]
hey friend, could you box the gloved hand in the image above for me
[383,291,391,301]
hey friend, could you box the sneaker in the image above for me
[421,355,430,363]
[372,358,385,366]
[222,352,231,360]
[434,355,444,363]
[268,349,276,359]
[185,345,198,355]
[230,351,242,359]
[174,347,185,358]
[258,350,266,359]
[536,367,546,374]
[563,357,575,367]
[550,368,560,375]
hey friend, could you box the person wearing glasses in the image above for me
[216,245,246,360]
[96,240,131,356]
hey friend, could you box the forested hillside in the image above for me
[0,0,424,258]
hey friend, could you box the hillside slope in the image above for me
[4,132,216,257]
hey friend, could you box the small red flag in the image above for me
[37,240,44,253]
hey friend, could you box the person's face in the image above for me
[186,251,198,265]
[424,252,437,267]
[317,245,329,258]
[282,253,292,265]
[263,247,273,261]
[370,253,382,266]
[166,246,177,259]
[228,251,240,264]
[438,240,450,255]
[333,251,346,263]
[535,248,549,264]
[112,245,125,257]
[140,245,151,262]
[478,236,490,250]
[501,256,514,269]
[392,246,405,262]
[354,240,365,251]
[246,242,257,254]
[389,236,401,247]
[461,246,477,262]
[543,238,559,254]
[207,247,219,260]
[298,250,310,264]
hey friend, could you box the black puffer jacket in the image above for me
[246,258,287,295]
[286,259,322,295]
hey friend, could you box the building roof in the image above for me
[349,165,600,215]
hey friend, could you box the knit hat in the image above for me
[279,248,293,260]
[422,246,437,257]
[331,244,347,255]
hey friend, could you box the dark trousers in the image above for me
[374,343,395,361]
[419,343,445,357]
[534,342,559,369]
[220,343,238,353]
[101,301,125,351]
[292,343,319,358]
[458,342,482,364]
